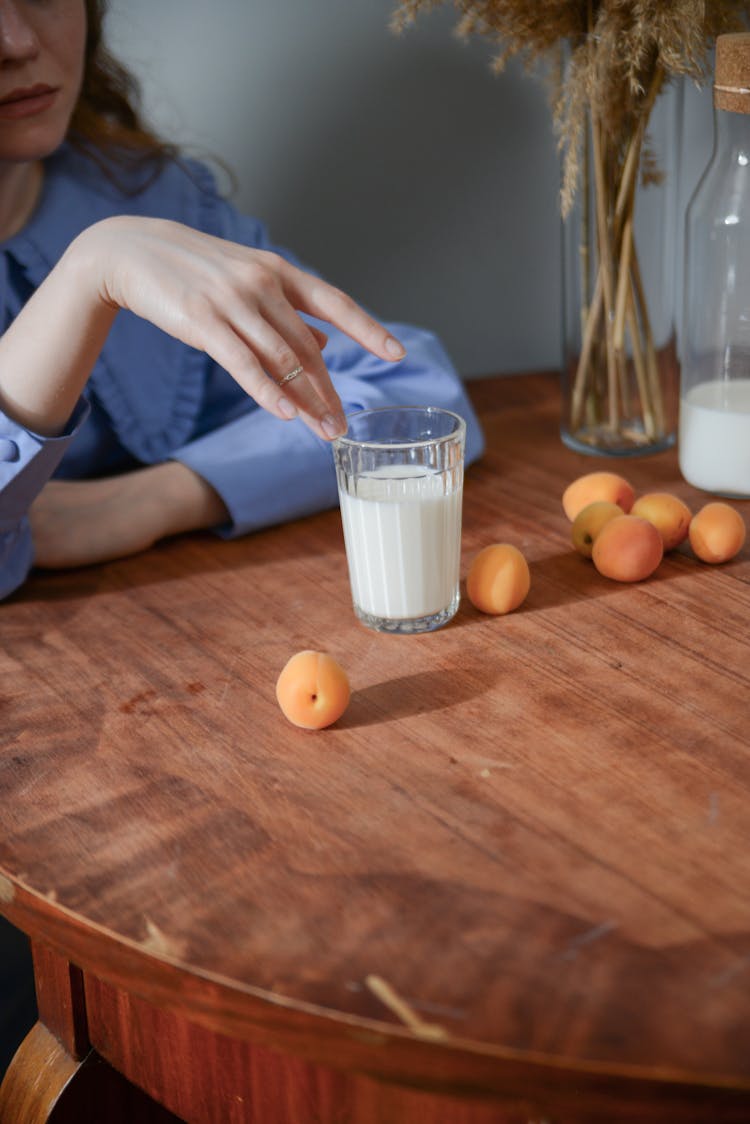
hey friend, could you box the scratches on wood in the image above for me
[560,919,619,961]
[707,955,750,991]
[141,917,188,962]
[365,975,448,1041]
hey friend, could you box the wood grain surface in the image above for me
[1,373,749,1120]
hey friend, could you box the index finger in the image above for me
[279,264,407,364]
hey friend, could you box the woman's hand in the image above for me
[82,217,405,440]
[0,215,405,443]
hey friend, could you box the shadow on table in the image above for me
[342,665,499,728]
[17,515,346,605]
[487,547,697,615]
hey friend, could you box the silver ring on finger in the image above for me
[276,364,304,387]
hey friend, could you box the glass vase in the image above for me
[561,81,683,456]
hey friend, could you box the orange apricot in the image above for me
[276,650,350,730]
[688,502,747,564]
[571,501,623,558]
[591,515,663,582]
[562,471,635,522]
[466,544,530,615]
[630,492,692,552]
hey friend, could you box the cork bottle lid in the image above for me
[715,32,750,114]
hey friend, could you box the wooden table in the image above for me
[1,373,749,1124]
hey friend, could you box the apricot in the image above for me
[571,501,623,558]
[591,515,663,582]
[562,471,635,522]
[630,492,692,552]
[276,650,350,730]
[466,544,530,615]
[689,502,746,564]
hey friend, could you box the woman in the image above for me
[2,0,486,1075]
[0,0,483,600]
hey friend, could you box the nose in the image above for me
[0,1,39,63]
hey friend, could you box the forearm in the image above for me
[152,461,229,538]
[29,461,229,571]
[0,224,115,436]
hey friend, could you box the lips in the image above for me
[0,84,58,119]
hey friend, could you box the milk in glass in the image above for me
[338,464,462,621]
[679,378,750,495]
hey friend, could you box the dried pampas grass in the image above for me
[392,1,750,214]
[392,0,750,450]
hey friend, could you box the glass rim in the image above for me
[333,405,466,452]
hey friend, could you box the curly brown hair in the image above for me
[68,0,176,179]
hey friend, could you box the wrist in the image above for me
[142,461,229,540]
[63,219,124,311]
[0,224,119,436]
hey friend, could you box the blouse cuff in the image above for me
[0,396,90,528]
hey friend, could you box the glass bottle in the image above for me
[680,32,750,497]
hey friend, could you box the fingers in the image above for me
[279,260,406,364]
[97,225,398,442]
[225,256,406,440]
[259,297,344,417]
[309,325,329,351]
[197,311,346,441]
[218,290,346,437]
[179,250,346,439]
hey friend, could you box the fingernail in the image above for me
[321,413,346,439]
[385,336,405,359]
[278,397,297,419]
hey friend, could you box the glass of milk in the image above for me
[332,407,466,634]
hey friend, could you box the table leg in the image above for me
[0,1022,184,1124]
[0,942,182,1124]
[0,1023,78,1124]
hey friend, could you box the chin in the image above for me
[0,134,68,164]
[0,111,72,165]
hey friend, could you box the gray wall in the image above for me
[104,1,715,378]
